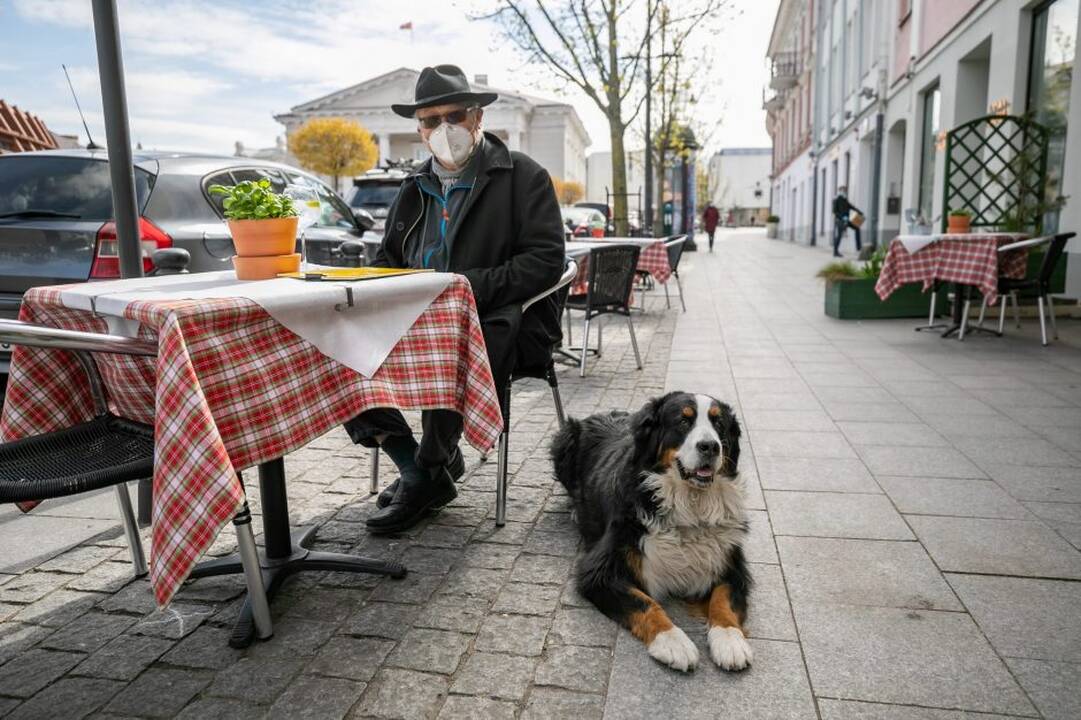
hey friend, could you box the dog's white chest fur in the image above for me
[638,469,747,598]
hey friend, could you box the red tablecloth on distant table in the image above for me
[0,276,502,607]
[874,233,1029,306]
[571,240,672,295]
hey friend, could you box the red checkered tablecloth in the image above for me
[874,233,1029,306]
[570,240,672,295]
[0,276,502,607]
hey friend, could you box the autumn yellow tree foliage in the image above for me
[551,177,585,205]
[288,117,377,193]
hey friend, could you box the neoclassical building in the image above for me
[274,67,591,186]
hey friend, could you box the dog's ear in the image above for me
[720,403,742,476]
[630,395,667,468]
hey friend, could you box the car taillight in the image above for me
[91,217,173,279]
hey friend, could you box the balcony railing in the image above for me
[769,51,800,90]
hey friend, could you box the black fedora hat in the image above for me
[391,65,498,118]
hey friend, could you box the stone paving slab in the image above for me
[0,230,1079,718]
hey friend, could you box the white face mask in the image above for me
[427,122,479,170]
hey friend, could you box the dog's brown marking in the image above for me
[708,585,744,630]
[708,404,721,418]
[682,405,695,418]
[626,549,644,585]
[659,447,678,468]
[628,588,675,644]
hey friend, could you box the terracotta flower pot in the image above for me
[947,215,971,234]
[232,253,301,281]
[228,217,299,257]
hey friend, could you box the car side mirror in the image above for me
[353,209,375,232]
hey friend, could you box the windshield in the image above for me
[0,156,153,221]
[350,183,401,209]
[561,207,602,225]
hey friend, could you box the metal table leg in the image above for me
[190,457,407,648]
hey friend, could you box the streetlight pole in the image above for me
[644,1,654,236]
[91,0,143,279]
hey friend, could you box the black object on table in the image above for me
[189,458,407,648]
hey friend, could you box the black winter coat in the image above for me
[372,132,566,380]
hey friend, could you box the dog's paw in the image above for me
[708,626,753,671]
[648,627,699,672]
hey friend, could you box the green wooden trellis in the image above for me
[942,114,1049,233]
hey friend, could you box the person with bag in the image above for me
[831,186,863,257]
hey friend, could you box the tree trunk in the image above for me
[653,148,667,236]
[609,123,629,236]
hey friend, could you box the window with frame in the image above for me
[1027,0,1077,232]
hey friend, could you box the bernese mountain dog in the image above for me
[550,391,751,673]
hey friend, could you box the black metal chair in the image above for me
[0,319,273,640]
[368,260,578,527]
[564,245,644,377]
[662,235,689,312]
[967,232,1075,345]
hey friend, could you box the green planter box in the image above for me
[824,277,945,319]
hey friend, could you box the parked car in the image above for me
[561,206,606,238]
[0,149,376,378]
[574,201,615,235]
[345,165,413,234]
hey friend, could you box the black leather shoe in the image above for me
[365,466,457,535]
[376,446,464,509]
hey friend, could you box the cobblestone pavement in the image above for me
[1,228,1080,719]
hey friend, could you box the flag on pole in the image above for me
[399,21,413,30]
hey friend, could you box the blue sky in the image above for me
[0,0,775,155]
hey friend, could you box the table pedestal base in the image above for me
[190,458,406,648]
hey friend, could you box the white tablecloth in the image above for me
[57,270,453,377]
[895,232,1023,255]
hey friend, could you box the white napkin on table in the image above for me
[58,271,453,377]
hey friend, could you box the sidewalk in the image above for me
[0,228,1079,719]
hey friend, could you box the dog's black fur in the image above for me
[551,391,752,670]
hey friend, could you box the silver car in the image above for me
[0,149,378,377]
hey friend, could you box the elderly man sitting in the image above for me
[344,65,566,534]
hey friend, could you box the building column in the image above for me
[378,134,391,165]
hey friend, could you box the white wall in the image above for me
[585,149,646,206]
[709,150,771,211]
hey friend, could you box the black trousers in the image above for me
[832,218,862,254]
[343,303,526,471]
[707,229,716,249]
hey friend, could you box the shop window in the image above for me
[1027,0,1077,232]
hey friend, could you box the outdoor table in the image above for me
[1,271,503,645]
[874,232,1028,338]
[566,237,672,296]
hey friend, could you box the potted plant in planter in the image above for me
[209,179,300,280]
[946,208,972,234]
[819,246,947,319]
[766,215,779,239]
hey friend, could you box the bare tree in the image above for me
[482,0,722,235]
[644,1,725,235]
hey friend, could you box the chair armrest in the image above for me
[0,319,157,357]
[522,260,579,312]
[998,236,1051,253]
[664,236,688,248]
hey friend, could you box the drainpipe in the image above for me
[868,91,884,249]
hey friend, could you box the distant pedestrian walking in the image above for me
[832,187,862,257]
[703,202,720,252]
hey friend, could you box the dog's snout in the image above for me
[696,439,720,457]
